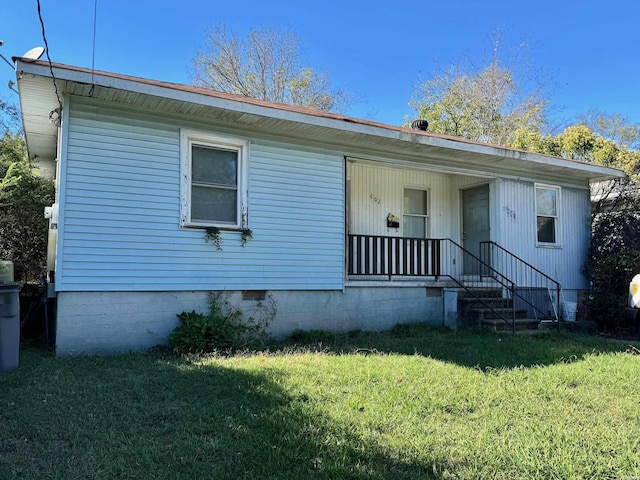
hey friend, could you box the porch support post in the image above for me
[443,288,458,330]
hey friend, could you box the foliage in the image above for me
[0,131,27,179]
[168,292,275,353]
[204,227,254,249]
[510,127,561,156]
[169,310,240,353]
[559,124,597,160]
[240,228,253,246]
[583,176,640,330]
[577,110,640,150]
[512,120,640,176]
[0,98,21,135]
[589,249,640,330]
[2,331,638,479]
[0,132,54,282]
[192,25,353,112]
[409,35,551,145]
[203,226,222,250]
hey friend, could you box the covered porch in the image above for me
[345,158,561,329]
[346,157,493,279]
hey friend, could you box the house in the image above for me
[15,59,624,355]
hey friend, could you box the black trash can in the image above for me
[0,282,22,371]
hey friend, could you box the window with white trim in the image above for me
[403,188,429,238]
[180,130,248,229]
[535,184,560,245]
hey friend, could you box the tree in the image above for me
[577,111,640,151]
[0,98,21,136]
[0,132,54,283]
[409,36,551,146]
[512,122,640,175]
[192,25,352,112]
[510,128,560,156]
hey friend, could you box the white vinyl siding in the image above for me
[496,179,590,290]
[58,98,344,292]
[348,162,486,241]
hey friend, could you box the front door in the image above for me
[462,184,490,274]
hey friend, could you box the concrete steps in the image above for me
[457,290,541,331]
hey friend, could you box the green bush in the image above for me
[585,177,640,332]
[168,310,239,353]
[168,292,275,353]
[589,249,640,330]
[0,133,55,282]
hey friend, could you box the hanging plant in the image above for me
[240,228,253,247]
[204,227,223,251]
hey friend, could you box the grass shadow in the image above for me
[3,334,639,479]
[0,348,447,479]
[278,324,632,370]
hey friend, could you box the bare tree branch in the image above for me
[191,24,355,113]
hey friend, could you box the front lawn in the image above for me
[1,327,638,479]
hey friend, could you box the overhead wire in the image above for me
[89,0,97,96]
[36,0,63,112]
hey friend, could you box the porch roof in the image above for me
[16,59,624,184]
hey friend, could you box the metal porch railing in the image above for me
[347,234,519,331]
[347,234,563,331]
[479,241,561,323]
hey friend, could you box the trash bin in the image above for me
[0,282,21,371]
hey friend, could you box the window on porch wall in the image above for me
[403,188,429,238]
[535,185,560,245]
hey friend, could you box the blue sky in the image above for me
[1,0,638,128]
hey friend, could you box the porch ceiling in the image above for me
[16,59,624,184]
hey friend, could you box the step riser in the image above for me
[470,310,529,321]
[457,290,540,330]
[460,300,513,310]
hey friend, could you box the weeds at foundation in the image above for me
[169,292,276,354]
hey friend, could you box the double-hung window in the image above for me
[403,188,429,238]
[535,184,560,245]
[180,130,248,229]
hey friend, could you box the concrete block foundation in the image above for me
[55,285,445,355]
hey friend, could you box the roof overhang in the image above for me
[16,59,625,185]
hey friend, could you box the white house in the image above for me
[15,59,624,355]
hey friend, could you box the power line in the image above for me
[89,0,98,96]
[36,0,63,111]
[0,40,14,70]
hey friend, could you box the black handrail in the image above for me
[347,234,519,330]
[479,241,561,323]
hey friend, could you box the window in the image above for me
[403,188,429,238]
[535,185,560,245]
[180,130,248,228]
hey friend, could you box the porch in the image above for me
[346,233,562,331]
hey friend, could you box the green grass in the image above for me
[1,326,639,479]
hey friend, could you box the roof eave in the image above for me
[16,59,626,184]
